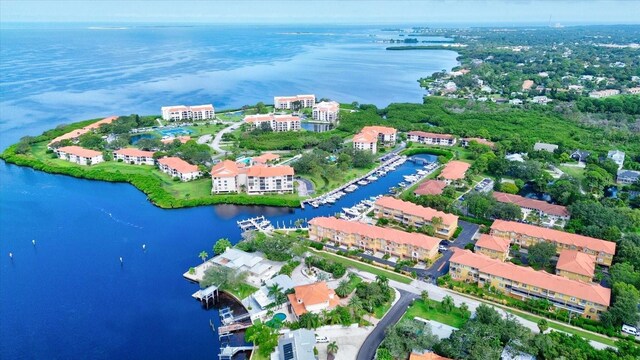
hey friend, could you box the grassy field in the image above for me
[310,250,413,284]
[225,283,258,301]
[558,165,586,182]
[403,299,468,328]
[301,164,377,196]
[185,123,227,136]
[504,309,618,347]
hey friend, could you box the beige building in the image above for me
[407,131,457,146]
[157,157,201,181]
[161,104,215,121]
[210,160,295,195]
[244,114,301,132]
[352,125,397,154]
[373,196,458,239]
[474,234,511,261]
[312,101,340,123]
[556,250,596,283]
[56,146,104,166]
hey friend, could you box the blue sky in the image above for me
[1,0,639,24]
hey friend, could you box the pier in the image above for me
[219,345,254,359]
[236,216,274,233]
[192,285,219,309]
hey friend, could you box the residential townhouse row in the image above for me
[211,160,295,195]
[352,126,397,154]
[48,116,118,148]
[274,94,316,110]
[449,248,610,320]
[373,196,459,239]
[244,114,301,132]
[492,191,570,224]
[308,217,441,262]
[161,104,215,121]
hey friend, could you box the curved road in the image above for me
[211,121,243,158]
[356,289,417,360]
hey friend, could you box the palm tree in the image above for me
[375,275,389,288]
[420,290,430,305]
[199,251,209,262]
[327,341,339,359]
[459,302,470,319]
[267,283,284,305]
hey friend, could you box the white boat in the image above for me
[403,175,417,181]
[357,180,368,186]
[366,175,378,181]
[417,170,427,175]
[310,202,319,208]
[344,184,358,192]
[326,197,336,204]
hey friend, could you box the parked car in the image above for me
[439,245,448,252]
[622,324,638,336]
[315,335,329,343]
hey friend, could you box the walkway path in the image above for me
[211,121,243,158]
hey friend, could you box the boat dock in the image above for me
[219,345,254,359]
[236,216,274,233]
[192,285,219,309]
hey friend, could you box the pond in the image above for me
[301,122,332,132]
[518,182,552,202]
[130,133,156,144]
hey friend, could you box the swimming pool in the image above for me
[158,128,193,137]
[266,313,287,328]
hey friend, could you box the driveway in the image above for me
[356,289,417,360]
[211,121,243,158]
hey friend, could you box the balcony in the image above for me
[510,286,585,313]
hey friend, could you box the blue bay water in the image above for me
[0,25,457,359]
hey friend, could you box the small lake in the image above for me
[130,133,156,144]
[518,183,552,202]
[301,122,332,132]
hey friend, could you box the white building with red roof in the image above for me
[438,161,471,185]
[55,146,104,166]
[113,148,156,165]
[408,131,457,146]
[210,161,295,195]
[244,114,301,132]
[312,101,340,123]
[352,125,397,154]
[210,160,242,193]
[157,157,201,181]
[274,94,315,110]
[287,281,339,318]
[161,104,215,121]
[492,191,570,226]
[48,116,118,148]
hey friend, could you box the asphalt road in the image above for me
[356,289,417,360]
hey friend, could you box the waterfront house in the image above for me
[48,116,117,148]
[607,150,626,170]
[617,169,640,185]
[407,131,457,146]
[533,142,558,153]
[414,180,447,196]
[243,274,296,321]
[210,160,242,193]
[113,148,155,165]
[449,248,610,319]
[161,104,215,121]
[461,137,495,148]
[308,217,440,261]
[244,114,301,132]
[589,89,621,98]
[157,157,200,181]
[276,329,316,360]
[437,161,471,185]
[312,101,340,123]
[212,248,279,286]
[55,146,104,166]
[474,234,511,261]
[490,220,616,266]
[556,250,596,282]
[492,191,570,225]
[274,94,316,110]
[245,165,295,195]
[287,281,339,318]
[352,125,397,154]
[374,196,459,239]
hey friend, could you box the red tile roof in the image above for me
[353,132,377,143]
[493,192,569,217]
[287,281,338,316]
[309,217,440,251]
[57,146,102,158]
[161,136,190,144]
[475,234,511,253]
[491,220,616,255]
[157,157,198,174]
[211,160,240,178]
[450,248,610,306]
[410,353,452,360]
[556,250,596,278]
[463,137,495,148]
[113,148,155,158]
[252,153,280,164]
[414,180,447,196]
[439,161,471,180]
[375,196,458,227]
[246,165,294,177]
[49,116,117,145]
[408,131,455,140]
[361,125,397,135]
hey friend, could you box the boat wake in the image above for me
[98,208,144,229]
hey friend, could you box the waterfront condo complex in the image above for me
[55,146,104,166]
[157,157,201,181]
[160,104,215,121]
[373,196,459,239]
[407,131,457,146]
[113,148,156,166]
[312,100,340,123]
[308,217,440,261]
[437,160,471,185]
[48,116,118,147]
[449,248,611,320]
[352,125,397,154]
[210,160,295,195]
[273,94,316,110]
[244,114,301,132]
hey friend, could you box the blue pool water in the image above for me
[0,24,457,359]
[158,128,193,137]
[273,313,287,322]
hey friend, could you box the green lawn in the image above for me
[250,349,268,360]
[310,250,412,284]
[301,164,377,196]
[505,309,617,347]
[185,123,227,136]
[373,300,393,319]
[224,283,258,300]
[558,165,586,182]
[403,299,468,328]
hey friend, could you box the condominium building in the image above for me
[312,101,340,123]
[589,89,620,98]
[55,146,104,166]
[210,160,295,195]
[48,116,118,148]
[274,94,316,110]
[474,234,511,261]
[490,220,616,266]
[437,161,471,185]
[449,248,610,319]
[407,131,457,146]
[556,250,596,282]
[308,217,440,261]
[161,104,215,121]
[244,114,301,132]
[113,148,156,165]
[157,157,201,181]
[414,180,447,196]
[492,192,570,224]
[352,126,397,154]
[373,196,459,239]
[626,87,640,95]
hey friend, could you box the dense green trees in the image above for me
[200,265,248,290]
[245,320,279,357]
[379,319,439,359]
[527,242,557,270]
[462,192,522,221]
[213,238,232,255]
[235,232,307,262]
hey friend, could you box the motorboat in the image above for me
[357,180,368,186]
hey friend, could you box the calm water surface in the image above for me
[0,24,456,359]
